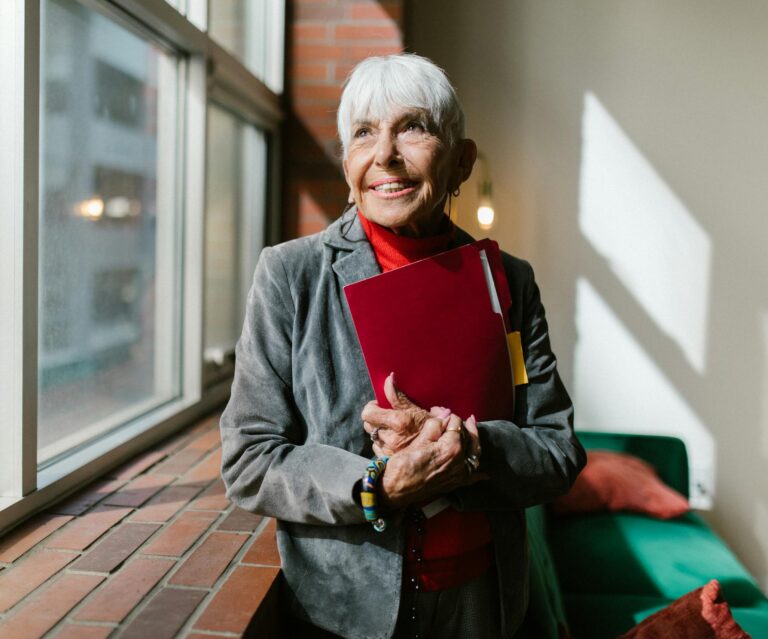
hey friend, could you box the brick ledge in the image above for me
[0,411,282,639]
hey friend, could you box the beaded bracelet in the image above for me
[360,456,389,532]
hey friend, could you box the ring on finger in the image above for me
[445,425,462,433]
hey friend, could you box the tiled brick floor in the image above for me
[0,411,282,639]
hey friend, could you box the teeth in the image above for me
[373,182,412,192]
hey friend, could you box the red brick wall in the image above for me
[284,0,405,238]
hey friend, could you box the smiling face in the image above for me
[343,107,475,237]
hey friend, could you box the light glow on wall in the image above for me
[573,278,714,507]
[576,92,716,507]
[579,92,712,374]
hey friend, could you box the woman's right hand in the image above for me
[378,414,487,509]
[361,373,450,455]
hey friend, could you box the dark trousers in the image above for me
[392,568,501,639]
[285,568,501,639]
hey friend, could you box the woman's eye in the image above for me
[405,121,424,132]
[353,128,370,138]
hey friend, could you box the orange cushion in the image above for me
[619,579,750,638]
[553,450,689,519]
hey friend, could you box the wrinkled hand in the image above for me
[362,373,450,456]
[378,413,486,509]
[361,373,487,508]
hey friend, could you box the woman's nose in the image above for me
[374,134,401,167]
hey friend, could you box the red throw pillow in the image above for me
[619,579,751,638]
[553,450,689,519]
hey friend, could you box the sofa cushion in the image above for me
[563,594,768,639]
[553,450,689,519]
[576,432,689,497]
[550,511,765,607]
[618,580,750,638]
[631,602,768,639]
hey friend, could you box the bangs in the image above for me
[347,65,441,128]
[337,54,464,156]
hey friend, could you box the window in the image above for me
[37,0,181,465]
[204,105,267,365]
[0,0,283,527]
[209,0,285,92]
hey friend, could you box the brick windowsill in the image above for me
[0,411,282,639]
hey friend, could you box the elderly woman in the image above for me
[220,54,585,639]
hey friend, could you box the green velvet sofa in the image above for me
[521,432,768,638]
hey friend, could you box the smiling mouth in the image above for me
[369,179,418,197]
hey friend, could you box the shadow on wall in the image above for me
[282,112,349,238]
[282,0,405,239]
[280,1,346,240]
[574,93,714,508]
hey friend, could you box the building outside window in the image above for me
[38,0,181,466]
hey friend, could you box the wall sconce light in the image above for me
[476,153,495,230]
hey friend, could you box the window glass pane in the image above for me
[204,107,240,354]
[209,0,282,90]
[38,0,181,464]
[204,105,267,359]
[209,1,250,64]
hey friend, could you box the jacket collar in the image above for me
[325,208,381,287]
[324,206,479,287]
[322,207,369,249]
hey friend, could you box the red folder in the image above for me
[344,240,515,421]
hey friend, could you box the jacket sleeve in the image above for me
[219,247,370,525]
[451,261,586,511]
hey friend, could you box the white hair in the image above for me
[337,54,465,157]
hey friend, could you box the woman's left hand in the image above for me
[361,373,450,455]
[377,413,487,509]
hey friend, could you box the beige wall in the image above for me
[408,1,768,593]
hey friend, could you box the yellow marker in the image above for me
[507,331,529,386]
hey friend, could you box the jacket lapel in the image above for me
[324,208,382,287]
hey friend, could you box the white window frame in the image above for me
[0,0,284,534]
[1,0,40,501]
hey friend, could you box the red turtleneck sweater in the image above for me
[358,211,494,592]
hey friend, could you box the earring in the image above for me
[343,191,356,214]
[451,187,461,197]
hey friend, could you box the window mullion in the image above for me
[0,0,40,498]
[182,54,207,402]
[239,127,267,318]
[264,0,285,94]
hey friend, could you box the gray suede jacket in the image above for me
[219,210,585,639]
